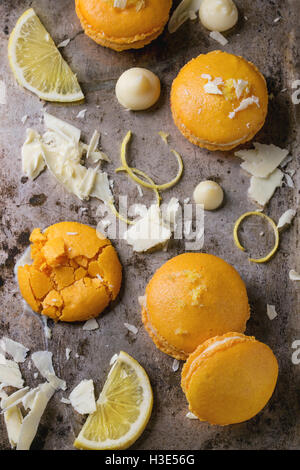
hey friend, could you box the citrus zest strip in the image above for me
[120,131,183,191]
[233,211,279,263]
[115,166,161,206]
[108,201,135,226]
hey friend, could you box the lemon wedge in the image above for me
[74,351,153,450]
[8,9,84,102]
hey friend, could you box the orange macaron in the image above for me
[17,222,122,322]
[75,0,172,51]
[141,253,250,360]
[181,333,278,425]
[171,51,268,151]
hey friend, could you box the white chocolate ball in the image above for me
[199,0,238,32]
[193,180,224,211]
[115,68,161,111]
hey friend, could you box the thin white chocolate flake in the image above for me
[229,96,260,119]
[0,355,24,389]
[16,382,56,450]
[277,209,296,230]
[57,38,70,48]
[235,143,289,178]
[0,80,6,105]
[248,168,284,206]
[209,30,228,45]
[289,270,300,281]
[0,337,29,363]
[82,318,99,331]
[186,411,198,419]
[31,351,66,391]
[76,109,87,119]
[266,304,278,321]
[69,379,96,415]
[172,359,180,372]
[124,323,138,335]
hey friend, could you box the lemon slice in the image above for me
[74,351,153,450]
[8,9,84,102]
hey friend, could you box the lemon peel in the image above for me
[120,131,184,192]
[115,166,161,206]
[108,201,135,226]
[158,131,169,144]
[233,211,279,263]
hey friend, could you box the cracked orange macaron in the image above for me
[141,253,250,360]
[181,333,278,425]
[17,222,122,322]
[171,50,268,151]
[75,0,172,51]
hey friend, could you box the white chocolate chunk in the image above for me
[69,379,96,415]
[31,351,66,391]
[235,143,289,178]
[1,387,29,412]
[17,382,56,450]
[4,406,23,448]
[0,337,29,363]
[0,355,24,389]
[277,209,296,230]
[172,359,180,372]
[248,168,284,206]
[229,96,260,119]
[57,38,70,48]
[266,305,278,321]
[0,80,6,104]
[289,270,300,281]
[124,323,138,335]
[186,411,198,419]
[44,112,81,143]
[204,79,223,95]
[21,129,46,180]
[22,387,40,411]
[123,205,172,253]
[82,318,99,331]
[209,30,228,45]
[22,113,113,205]
[168,0,203,33]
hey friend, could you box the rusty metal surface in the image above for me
[0,0,299,450]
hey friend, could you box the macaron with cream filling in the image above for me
[75,0,172,51]
[141,253,250,360]
[181,333,278,425]
[171,51,268,151]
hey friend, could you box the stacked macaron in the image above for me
[141,253,278,425]
[182,333,278,425]
[141,253,250,360]
[75,0,172,51]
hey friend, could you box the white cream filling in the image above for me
[200,335,243,355]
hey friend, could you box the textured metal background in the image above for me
[0,0,299,450]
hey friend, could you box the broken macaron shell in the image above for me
[17,222,122,322]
